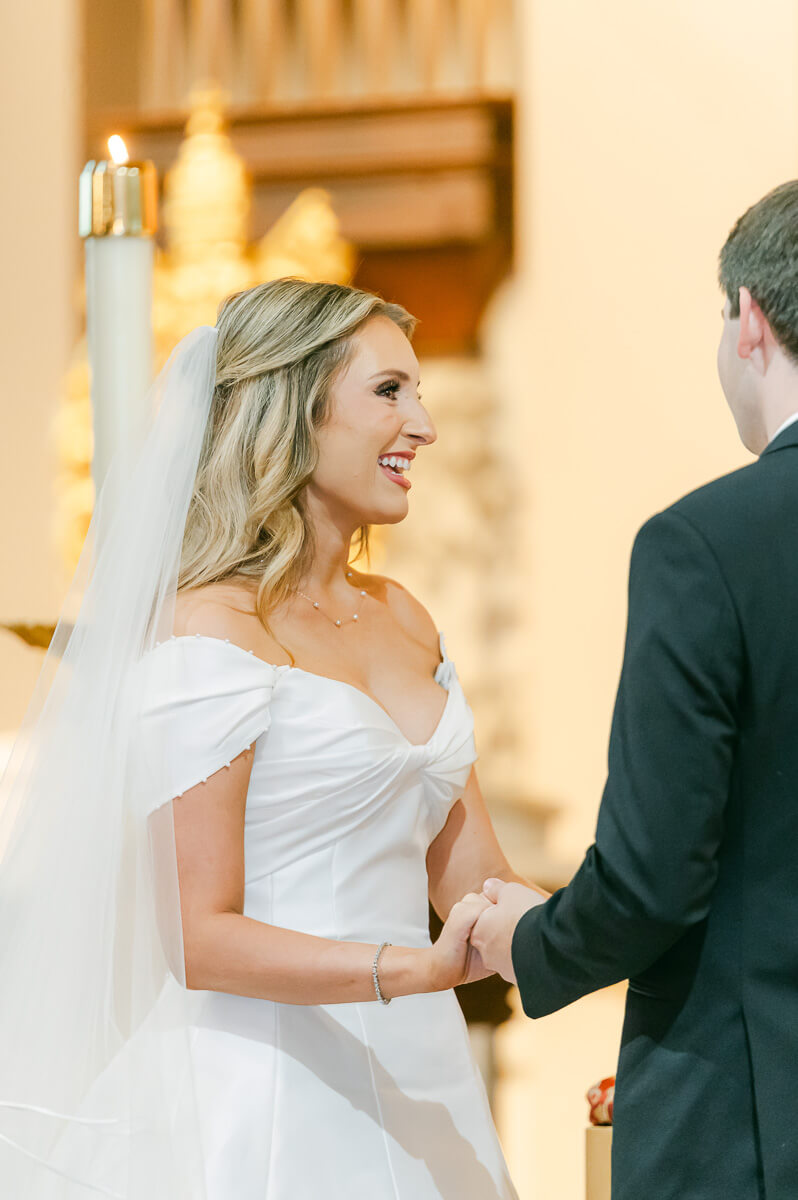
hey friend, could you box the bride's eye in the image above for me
[375,380,401,400]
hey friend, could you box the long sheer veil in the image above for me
[0,325,219,1198]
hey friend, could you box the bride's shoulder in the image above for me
[171,581,287,662]
[355,570,440,654]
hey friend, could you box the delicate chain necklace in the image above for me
[294,570,368,629]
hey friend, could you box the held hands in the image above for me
[430,879,548,991]
[468,879,548,984]
[429,892,496,991]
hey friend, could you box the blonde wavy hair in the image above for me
[177,278,417,632]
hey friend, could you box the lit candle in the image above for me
[79,137,158,495]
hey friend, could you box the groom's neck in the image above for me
[760,356,798,446]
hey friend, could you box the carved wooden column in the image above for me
[238,0,288,105]
[380,356,517,790]
[381,349,565,1106]
[459,0,495,88]
[188,0,235,96]
[406,0,450,91]
[296,0,346,99]
[141,0,186,110]
[133,0,515,110]
[380,353,561,886]
[352,0,402,97]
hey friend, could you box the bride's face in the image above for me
[307,315,436,526]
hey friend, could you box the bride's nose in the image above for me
[403,403,437,448]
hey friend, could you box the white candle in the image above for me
[79,137,158,496]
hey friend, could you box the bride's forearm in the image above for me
[184,913,438,1004]
[494,867,550,900]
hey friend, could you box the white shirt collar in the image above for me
[768,411,798,447]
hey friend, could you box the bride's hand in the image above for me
[429,892,495,991]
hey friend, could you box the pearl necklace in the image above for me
[295,570,368,629]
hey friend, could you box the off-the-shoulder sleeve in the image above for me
[129,635,287,813]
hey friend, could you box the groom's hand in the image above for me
[470,879,547,983]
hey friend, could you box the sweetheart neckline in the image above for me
[158,632,454,749]
[288,664,453,748]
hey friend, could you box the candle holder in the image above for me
[78,157,158,239]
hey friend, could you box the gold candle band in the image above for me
[79,160,158,239]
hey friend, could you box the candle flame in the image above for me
[107,135,129,165]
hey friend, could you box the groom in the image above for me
[471,181,798,1200]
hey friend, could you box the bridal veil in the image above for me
[0,326,219,1198]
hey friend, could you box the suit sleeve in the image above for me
[511,508,744,1017]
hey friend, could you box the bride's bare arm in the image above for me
[170,747,488,1003]
[426,764,550,922]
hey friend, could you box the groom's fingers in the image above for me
[447,893,492,939]
[481,877,505,903]
[469,906,494,955]
[468,894,493,920]
[457,892,491,915]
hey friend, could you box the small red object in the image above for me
[586,1075,615,1125]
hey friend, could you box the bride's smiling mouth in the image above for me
[377,452,413,490]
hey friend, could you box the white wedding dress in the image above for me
[134,629,519,1200]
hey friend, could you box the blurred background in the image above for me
[1,1,794,1196]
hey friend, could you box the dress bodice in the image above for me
[135,632,478,946]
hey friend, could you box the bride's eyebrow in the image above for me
[369,370,422,384]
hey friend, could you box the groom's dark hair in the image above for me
[719,180,798,362]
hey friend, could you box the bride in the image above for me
[0,278,542,1198]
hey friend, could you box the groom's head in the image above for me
[718,181,798,454]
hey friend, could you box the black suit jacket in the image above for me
[512,420,798,1199]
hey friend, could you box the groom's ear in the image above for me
[737,287,770,373]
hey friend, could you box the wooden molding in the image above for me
[86,97,514,352]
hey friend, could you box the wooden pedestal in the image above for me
[585,1125,612,1200]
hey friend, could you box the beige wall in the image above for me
[495,1,798,1197]
[0,1,81,729]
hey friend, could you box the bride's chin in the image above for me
[349,489,409,526]
[357,502,410,527]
